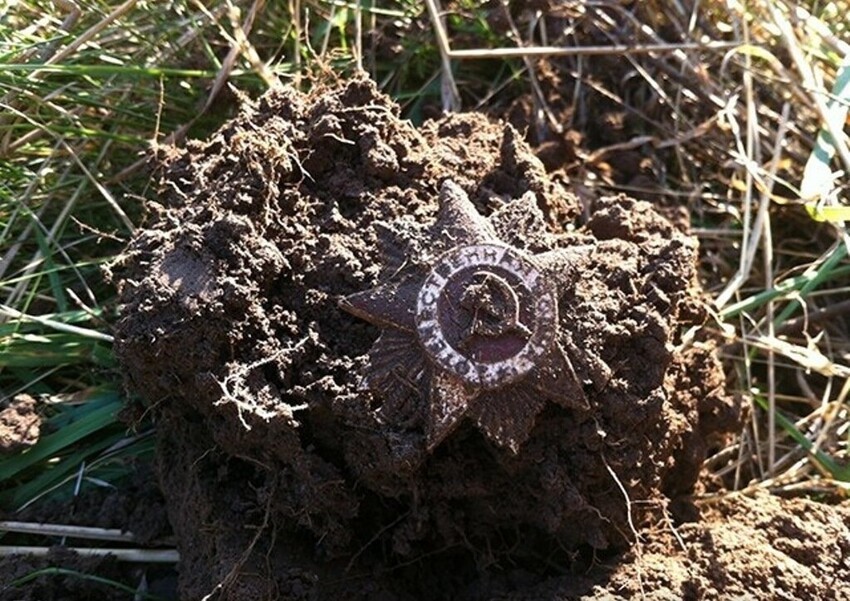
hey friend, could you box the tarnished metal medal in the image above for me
[416,243,557,389]
[340,181,586,452]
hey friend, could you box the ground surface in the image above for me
[508,493,850,601]
[2,2,850,600]
[101,78,849,600]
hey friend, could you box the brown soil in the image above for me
[0,547,177,601]
[0,548,123,601]
[0,467,175,600]
[2,5,846,601]
[506,493,850,601]
[107,75,845,601]
[0,395,41,453]
[13,464,171,545]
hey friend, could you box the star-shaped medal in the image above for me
[340,181,587,453]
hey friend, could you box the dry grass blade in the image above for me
[447,41,738,60]
[768,1,850,179]
[0,521,136,542]
[423,0,460,111]
[42,0,139,68]
[0,546,178,563]
[0,304,113,342]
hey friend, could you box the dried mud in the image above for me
[0,395,40,454]
[506,494,850,601]
[107,78,848,600]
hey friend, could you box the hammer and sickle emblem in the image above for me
[460,271,532,346]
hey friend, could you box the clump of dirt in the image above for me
[505,493,850,601]
[112,77,745,599]
[0,394,40,453]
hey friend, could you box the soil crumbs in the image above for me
[0,395,40,454]
[0,466,175,601]
[508,494,850,601]
[101,77,850,601]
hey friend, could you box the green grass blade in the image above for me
[0,431,127,511]
[753,394,850,481]
[0,333,113,368]
[801,58,850,208]
[719,252,850,319]
[0,390,121,482]
[772,242,849,327]
[0,63,218,78]
[3,567,168,601]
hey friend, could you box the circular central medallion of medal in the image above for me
[415,243,558,389]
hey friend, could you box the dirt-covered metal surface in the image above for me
[110,78,843,600]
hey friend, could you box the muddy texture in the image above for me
[0,395,40,454]
[112,78,739,599]
[505,494,850,601]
